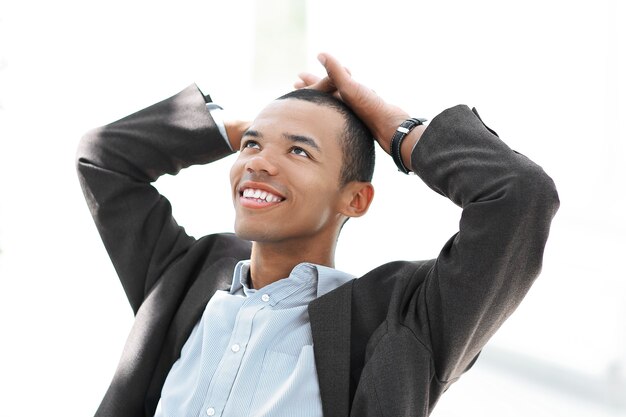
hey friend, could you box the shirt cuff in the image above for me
[206,102,233,151]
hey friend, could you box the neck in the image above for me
[249,238,337,290]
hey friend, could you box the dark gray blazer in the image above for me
[76,85,559,417]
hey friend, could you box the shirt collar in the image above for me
[314,263,354,297]
[229,260,354,298]
[229,260,251,295]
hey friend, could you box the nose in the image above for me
[244,153,279,176]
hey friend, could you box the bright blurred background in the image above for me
[0,0,624,415]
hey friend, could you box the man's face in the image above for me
[230,98,347,245]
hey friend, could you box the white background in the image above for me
[0,0,624,415]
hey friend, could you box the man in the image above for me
[76,53,559,417]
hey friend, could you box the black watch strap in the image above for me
[390,117,427,174]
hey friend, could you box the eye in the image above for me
[241,139,260,150]
[290,146,310,158]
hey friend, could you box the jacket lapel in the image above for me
[145,257,238,414]
[309,281,353,417]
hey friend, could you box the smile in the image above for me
[239,188,285,208]
[241,188,284,203]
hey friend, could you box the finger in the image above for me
[317,53,378,108]
[306,76,337,94]
[317,53,354,90]
[323,54,381,115]
[297,72,321,86]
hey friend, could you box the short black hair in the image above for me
[276,89,375,187]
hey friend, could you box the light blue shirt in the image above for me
[154,261,354,417]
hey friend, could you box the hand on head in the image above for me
[294,53,411,154]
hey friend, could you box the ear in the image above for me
[338,181,374,218]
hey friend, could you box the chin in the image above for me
[234,219,279,243]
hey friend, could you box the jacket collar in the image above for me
[145,256,240,414]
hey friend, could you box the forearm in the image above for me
[77,84,233,184]
[413,106,558,208]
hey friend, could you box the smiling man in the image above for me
[76,54,559,417]
[229,90,375,291]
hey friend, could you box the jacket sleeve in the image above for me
[75,84,234,314]
[408,105,559,383]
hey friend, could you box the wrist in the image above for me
[225,119,249,151]
[376,114,410,153]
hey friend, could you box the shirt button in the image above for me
[261,294,270,302]
[231,344,240,353]
[206,407,215,416]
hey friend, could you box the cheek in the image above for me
[296,182,341,218]
[229,158,245,187]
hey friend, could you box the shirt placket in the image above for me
[199,296,268,417]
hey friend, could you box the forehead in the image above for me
[250,98,345,149]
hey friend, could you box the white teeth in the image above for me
[241,188,283,203]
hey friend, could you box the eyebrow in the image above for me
[242,129,261,138]
[283,133,321,151]
[242,129,321,152]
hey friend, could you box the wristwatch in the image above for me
[390,118,427,174]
